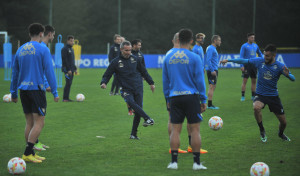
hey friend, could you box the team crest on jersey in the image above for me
[138,52,141,56]
[114,47,118,51]
[263,71,272,80]
[130,57,136,63]
[19,43,36,56]
[273,65,277,69]
[262,63,265,68]
[119,62,124,67]
[68,49,72,53]
[169,51,189,64]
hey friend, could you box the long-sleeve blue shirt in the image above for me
[162,48,207,104]
[41,41,50,88]
[228,58,295,96]
[205,45,219,72]
[10,41,58,98]
[192,44,205,70]
[240,42,263,67]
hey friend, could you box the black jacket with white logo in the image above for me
[101,54,154,92]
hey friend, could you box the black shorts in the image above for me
[207,70,218,85]
[20,90,47,116]
[170,94,203,124]
[242,65,257,79]
[253,94,284,115]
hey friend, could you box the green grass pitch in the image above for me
[0,68,300,176]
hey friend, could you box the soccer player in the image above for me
[61,35,77,102]
[239,33,263,101]
[220,44,295,142]
[166,32,208,154]
[163,29,207,170]
[108,34,122,95]
[10,23,59,163]
[100,41,155,139]
[205,35,221,109]
[32,24,55,151]
[192,33,205,71]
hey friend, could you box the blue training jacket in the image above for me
[162,48,207,104]
[10,41,58,98]
[205,45,219,72]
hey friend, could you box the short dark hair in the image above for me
[67,35,74,41]
[44,25,55,36]
[264,44,277,53]
[131,39,142,46]
[178,28,193,45]
[211,35,220,43]
[28,23,45,37]
[120,40,131,49]
[247,32,255,38]
[113,34,121,40]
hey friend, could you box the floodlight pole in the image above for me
[212,0,216,35]
[252,0,256,33]
[118,0,121,35]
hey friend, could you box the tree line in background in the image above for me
[0,0,299,54]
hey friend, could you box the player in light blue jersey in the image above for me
[205,35,221,109]
[221,44,295,142]
[163,29,207,170]
[192,33,205,71]
[31,24,55,151]
[240,33,263,101]
[10,23,59,163]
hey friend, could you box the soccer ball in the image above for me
[7,157,26,175]
[208,116,223,130]
[3,94,11,102]
[250,162,270,176]
[76,93,85,102]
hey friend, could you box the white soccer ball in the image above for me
[76,93,85,102]
[3,94,11,103]
[7,157,26,175]
[208,116,223,130]
[250,162,270,176]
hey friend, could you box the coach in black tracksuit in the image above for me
[101,41,155,139]
[108,35,122,95]
[61,35,77,102]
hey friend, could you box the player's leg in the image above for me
[187,123,207,154]
[127,103,134,115]
[121,91,154,126]
[253,97,267,142]
[24,113,34,142]
[130,91,143,139]
[207,71,219,109]
[186,95,207,170]
[167,123,182,169]
[269,96,290,141]
[114,80,120,95]
[241,77,248,101]
[63,73,74,101]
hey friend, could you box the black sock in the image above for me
[24,142,35,156]
[242,91,245,97]
[252,91,256,97]
[188,136,191,146]
[35,139,39,144]
[257,121,265,132]
[208,100,212,107]
[193,152,200,164]
[171,150,178,163]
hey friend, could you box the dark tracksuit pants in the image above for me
[110,74,120,94]
[63,73,74,100]
[121,88,148,136]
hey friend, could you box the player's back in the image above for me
[163,48,202,97]
[15,41,50,90]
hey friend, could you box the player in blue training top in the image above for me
[239,33,263,101]
[163,29,207,170]
[192,33,205,71]
[205,35,221,109]
[10,23,59,163]
[31,24,56,151]
[221,44,295,142]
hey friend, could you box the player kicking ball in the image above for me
[220,44,295,142]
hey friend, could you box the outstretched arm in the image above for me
[282,66,295,81]
[220,58,249,65]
